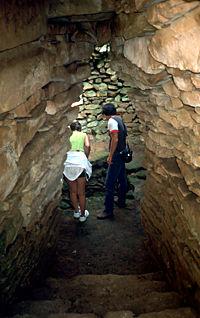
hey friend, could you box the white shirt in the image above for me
[108,117,119,132]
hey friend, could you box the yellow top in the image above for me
[70,131,86,152]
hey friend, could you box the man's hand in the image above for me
[107,154,113,165]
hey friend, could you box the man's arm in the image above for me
[107,132,118,165]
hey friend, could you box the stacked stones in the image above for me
[77,45,140,144]
[111,0,200,299]
[0,1,99,304]
[2,0,200,308]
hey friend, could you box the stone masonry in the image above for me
[111,0,200,302]
[0,0,200,306]
[77,44,140,145]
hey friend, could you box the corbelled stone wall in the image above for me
[1,0,200,306]
[111,0,200,301]
[0,0,114,303]
[77,44,140,145]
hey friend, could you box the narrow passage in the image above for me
[53,148,154,277]
[4,150,198,318]
[53,190,154,278]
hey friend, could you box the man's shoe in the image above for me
[114,201,127,208]
[97,211,114,220]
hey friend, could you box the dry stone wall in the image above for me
[1,0,200,306]
[111,0,200,300]
[77,44,140,145]
[0,0,115,303]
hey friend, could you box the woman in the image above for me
[63,122,92,222]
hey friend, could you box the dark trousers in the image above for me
[104,152,127,215]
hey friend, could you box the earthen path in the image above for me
[51,195,156,279]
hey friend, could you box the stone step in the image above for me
[30,272,166,301]
[10,288,181,316]
[26,274,182,316]
[104,311,135,318]
[135,272,164,281]
[137,307,197,318]
[45,274,169,300]
[103,308,197,318]
[11,308,198,318]
[10,299,68,317]
[12,315,97,318]
[8,274,198,317]
[48,315,97,318]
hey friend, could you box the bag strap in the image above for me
[112,116,128,137]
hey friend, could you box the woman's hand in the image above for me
[84,134,91,158]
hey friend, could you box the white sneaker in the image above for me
[79,210,89,223]
[73,211,81,219]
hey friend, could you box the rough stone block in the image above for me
[0,1,47,51]
[104,311,134,318]
[149,7,200,72]
[48,0,115,17]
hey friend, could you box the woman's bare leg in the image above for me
[68,179,79,211]
[77,177,86,215]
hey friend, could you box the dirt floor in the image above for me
[50,197,157,279]
[50,147,158,279]
[2,146,199,318]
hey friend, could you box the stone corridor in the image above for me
[1,150,198,317]
[1,0,200,315]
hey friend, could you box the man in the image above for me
[97,103,127,220]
